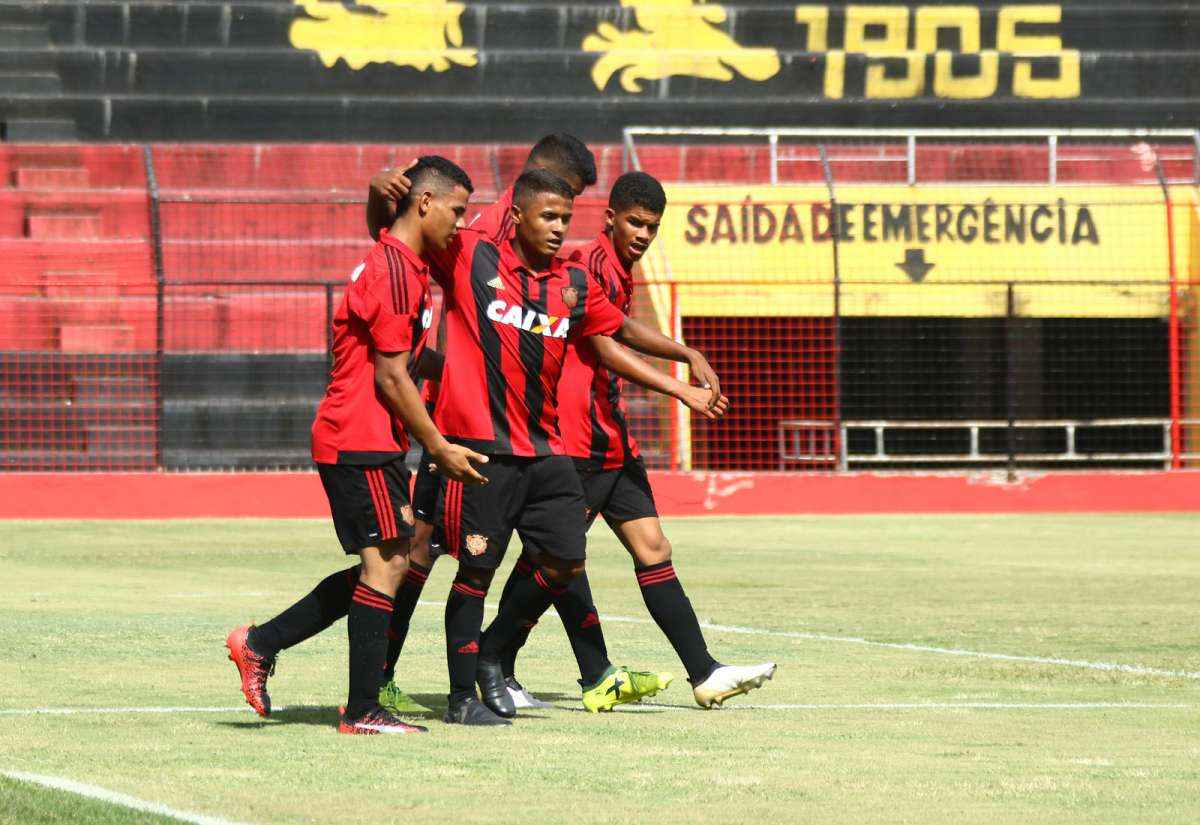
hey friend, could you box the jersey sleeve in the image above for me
[572,271,626,338]
[349,259,423,353]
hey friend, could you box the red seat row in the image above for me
[0,141,1188,353]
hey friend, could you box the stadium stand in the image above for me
[0,1,1195,471]
[0,0,1194,140]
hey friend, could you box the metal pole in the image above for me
[768,131,779,185]
[143,145,166,471]
[325,283,335,381]
[1006,282,1017,481]
[818,142,845,471]
[1154,157,1183,469]
[668,282,683,471]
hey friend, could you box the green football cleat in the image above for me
[378,680,430,715]
[581,665,674,713]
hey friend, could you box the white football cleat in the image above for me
[692,662,777,709]
[506,677,551,709]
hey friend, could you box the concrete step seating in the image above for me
[0,0,1194,138]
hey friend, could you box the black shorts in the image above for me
[574,457,658,526]
[411,448,439,524]
[317,459,415,555]
[437,454,588,570]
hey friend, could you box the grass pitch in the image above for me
[1,514,1198,824]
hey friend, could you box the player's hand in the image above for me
[370,159,417,202]
[677,384,729,419]
[685,348,722,409]
[429,443,489,485]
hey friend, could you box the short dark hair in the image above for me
[609,171,666,215]
[525,133,597,188]
[512,168,575,209]
[397,155,473,215]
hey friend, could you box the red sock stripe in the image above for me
[352,584,394,612]
[533,569,566,596]
[636,564,677,587]
[451,581,486,599]
[352,589,394,610]
[404,567,429,586]
[366,469,397,540]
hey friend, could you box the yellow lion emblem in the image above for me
[290,0,477,72]
[583,0,780,93]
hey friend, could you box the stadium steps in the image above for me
[161,352,326,470]
[0,7,74,140]
[0,145,153,469]
[0,0,1193,138]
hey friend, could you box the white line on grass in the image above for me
[624,701,1194,712]
[414,600,1200,681]
[2,770,249,825]
[1,702,1190,718]
[152,594,1200,682]
[0,705,322,716]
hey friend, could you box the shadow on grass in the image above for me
[214,704,342,729]
[211,692,587,729]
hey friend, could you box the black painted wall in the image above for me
[0,0,1196,140]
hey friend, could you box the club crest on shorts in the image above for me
[400,504,414,526]
[465,534,488,556]
[561,286,579,309]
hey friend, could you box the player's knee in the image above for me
[457,567,494,592]
[409,525,434,568]
[540,558,583,584]
[376,539,411,585]
[633,534,672,566]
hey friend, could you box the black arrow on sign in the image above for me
[896,248,934,283]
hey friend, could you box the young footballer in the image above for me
[426,168,723,725]
[493,172,777,708]
[224,156,487,735]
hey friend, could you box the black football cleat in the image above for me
[476,655,517,718]
[443,694,512,727]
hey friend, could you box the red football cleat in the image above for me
[225,624,275,717]
[338,705,429,735]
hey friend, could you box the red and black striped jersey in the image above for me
[468,185,515,243]
[559,232,640,468]
[427,229,627,457]
[312,230,431,464]
[422,186,514,407]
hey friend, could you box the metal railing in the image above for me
[779,418,1200,471]
[624,127,1200,186]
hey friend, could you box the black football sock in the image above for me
[636,561,718,684]
[249,565,359,657]
[479,567,565,665]
[551,571,610,686]
[445,574,488,700]
[382,561,431,681]
[346,581,394,719]
[496,554,536,678]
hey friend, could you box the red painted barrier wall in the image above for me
[2,471,1198,519]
